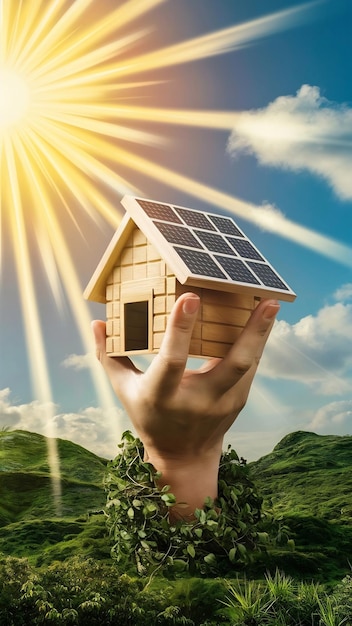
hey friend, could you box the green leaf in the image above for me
[127,507,134,519]
[194,528,202,539]
[143,503,157,516]
[287,538,295,551]
[228,547,237,563]
[161,493,176,506]
[206,508,218,520]
[206,520,218,530]
[237,543,247,557]
[256,532,269,544]
[173,559,187,571]
[186,544,195,558]
[204,553,217,566]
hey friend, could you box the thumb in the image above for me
[92,320,108,365]
[91,320,138,394]
[146,292,200,396]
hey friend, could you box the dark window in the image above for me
[124,301,149,351]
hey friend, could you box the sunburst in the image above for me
[1,0,349,511]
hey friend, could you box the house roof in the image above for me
[84,195,296,303]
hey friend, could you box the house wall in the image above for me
[105,226,177,356]
[176,283,258,358]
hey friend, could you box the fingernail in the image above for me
[263,301,280,321]
[183,295,200,315]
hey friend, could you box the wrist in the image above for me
[143,449,222,521]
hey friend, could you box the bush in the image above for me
[104,431,269,576]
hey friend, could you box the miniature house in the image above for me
[84,195,296,358]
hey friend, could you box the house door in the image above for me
[121,285,153,353]
[124,300,149,351]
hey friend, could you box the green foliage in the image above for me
[219,569,352,626]
[0,555,171,625]
[333,575,352,622]
[1,553,352,625]
[105,431,268,576]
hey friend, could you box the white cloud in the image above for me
[53,406,131,458]
[0,388,57,431]
[334,283,352,302]
[310,400,352,433]
[61,353,97,371]
[259,300,352,394]
[0,388,130,459]
[227,85,352,201]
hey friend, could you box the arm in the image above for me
[92,293,279,521]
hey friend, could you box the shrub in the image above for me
[104,431,269,576]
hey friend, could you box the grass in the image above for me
[1,428,352,583]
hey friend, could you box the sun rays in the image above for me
[1,0,349,511]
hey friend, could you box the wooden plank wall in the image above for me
[176,284,258,358]
[105,227,176,356]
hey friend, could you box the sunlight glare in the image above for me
[0,66,30,130]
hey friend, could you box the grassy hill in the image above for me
[250,430,352,520]
[0,430,109,565]
[0,428,351,580]
[250,430,352,580]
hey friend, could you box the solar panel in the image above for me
[247,262,289,290]
[175,247,226,279]
[153,221,203,248]
[227,237,264,261]
[124,196,296,299]
[175,207,215,230]
[137,199,181,223]
[216,256,260,284]
[210,215,244,237]
[195,230,235,254]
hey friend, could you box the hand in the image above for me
[92,293,279,518]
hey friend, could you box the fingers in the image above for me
[145,292,200,398]
[206,299,279,396]
[91,320,139,395]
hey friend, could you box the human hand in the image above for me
[92,293,279,517]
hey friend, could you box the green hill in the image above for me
[0,429,351,579]
[250,431,352,580]
[0,430,109,565]
[250,430,352,521]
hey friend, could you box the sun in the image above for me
[0,66,30,130]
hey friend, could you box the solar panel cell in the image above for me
[227,238,264,261]
[175,207,216,230]
[195,230,235,254]
[137,199,181,223]
[247,262,289,290]
[216,256,260,284]
[175,247,227,278]
[210,215,244,237]
[154,221,203,248]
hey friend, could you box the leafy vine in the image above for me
[104,431,269,576]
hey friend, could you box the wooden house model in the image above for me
[84,195,296,358]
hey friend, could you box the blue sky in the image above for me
[0,0,351,461]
